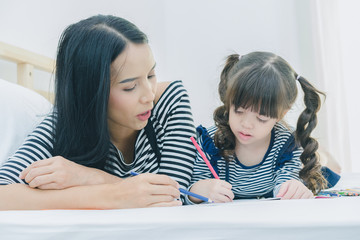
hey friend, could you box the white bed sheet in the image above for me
[1,173,359,240]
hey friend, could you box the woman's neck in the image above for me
[110,127,139,164]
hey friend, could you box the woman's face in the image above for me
[108,43,157,134]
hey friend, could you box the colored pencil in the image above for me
[129,171,214,203]
[190,136,220,179]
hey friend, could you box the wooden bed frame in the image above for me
[0,41,55,102]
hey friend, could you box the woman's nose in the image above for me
[140,81,155,104]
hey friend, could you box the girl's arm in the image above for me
[273,146,313,199]
[0,173,181,210]
[184,128,233,204]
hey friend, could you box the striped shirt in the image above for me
[186,123,302,203]
[0,80,196,192]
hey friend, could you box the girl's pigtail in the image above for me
[213,105,235,161]
[295,75,327,193]
[218,54,240,103]
[214,54,240,160]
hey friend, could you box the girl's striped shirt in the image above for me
[185,122,302,204]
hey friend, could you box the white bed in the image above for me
[0,173,359,240]
[0,42,359,240]
[0,42,54,166]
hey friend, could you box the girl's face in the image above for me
[229,106,278,146]
[108,43,157,134]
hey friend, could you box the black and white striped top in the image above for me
[186,123,302,203]
[0,80,196,191]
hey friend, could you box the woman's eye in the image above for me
[148,74,156,80]
[124,84,136,92]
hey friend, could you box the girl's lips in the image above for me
[239,132,252,141]
[137,110,151,121]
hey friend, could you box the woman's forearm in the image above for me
[0,173,182,210]
[0,183,112,210]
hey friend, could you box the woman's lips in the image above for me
[137,110,151,121]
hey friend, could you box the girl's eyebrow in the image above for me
[119,63,156,84]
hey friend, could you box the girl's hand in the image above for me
[19,156,120,189]
[109,173,182,208]
[189,179,234,203]
[276,179,314,199]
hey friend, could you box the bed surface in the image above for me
[1,173,359,240]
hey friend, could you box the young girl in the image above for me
[186,52,331,203]
[0,15,196,210]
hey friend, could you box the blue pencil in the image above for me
[130,171,214,203]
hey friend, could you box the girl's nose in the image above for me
[241,114,253,129]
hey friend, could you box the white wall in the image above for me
[0,0,313,125]
[338,0,360,172]
[3,0,354,170]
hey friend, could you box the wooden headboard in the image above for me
[0,41,56,102]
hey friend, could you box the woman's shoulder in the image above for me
[154,80,188,104]
[152,80,191,119]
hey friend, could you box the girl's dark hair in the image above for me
[52,15,148,169]
[214,51,327,193]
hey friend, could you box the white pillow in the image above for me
[0,79,52,166]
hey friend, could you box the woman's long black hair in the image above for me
[52,15,148,169]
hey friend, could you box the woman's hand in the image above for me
[189,179,234,203]
[108,173,182,208]
[19,156,120,189]
[276,179,314,199]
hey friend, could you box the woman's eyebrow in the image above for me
[120,63,156,84]
[120,77,137,84]
[150,63,156,71]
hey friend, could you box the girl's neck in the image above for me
[235,132,272,167]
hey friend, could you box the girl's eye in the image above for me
[235,110,243,114]
[124,84,136,92]
[257,118,268,123]
[257,116,270,123]
[148,74,156,79]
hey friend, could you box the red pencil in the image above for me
[190,136,220,179]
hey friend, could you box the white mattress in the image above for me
[1,173,359,240]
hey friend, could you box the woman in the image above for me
[0,15,196,210]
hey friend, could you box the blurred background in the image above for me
[0,0,358,172]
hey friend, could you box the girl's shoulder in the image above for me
[196,125,217,139]
[196,125,220,156]
[273,121,294,140]
[271,122,298,154]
